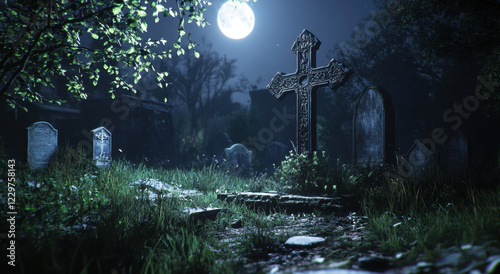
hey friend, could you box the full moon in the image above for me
[217,1,255,39]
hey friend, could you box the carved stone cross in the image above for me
[95,130,108,158]
[266,30,351,154]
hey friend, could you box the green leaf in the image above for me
[137,10,147,17]
[112,5,122,15]
[168,8,177,17]
[156,4,165,12]
[194,51,200,58]
[141,22,147,32]
[91,33,99,40]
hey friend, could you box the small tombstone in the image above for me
[264,141,289,172]
[407,140,437,176]
[224,143,253,176]
[444,131,467,173]
[353,86,395,166]
[27,121,58,169]
[91,126,111,167]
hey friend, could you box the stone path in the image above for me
[211,213,500,273]
[211,193,500,274]
[217,192,360,214]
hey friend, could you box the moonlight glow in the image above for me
[217,1,255,39]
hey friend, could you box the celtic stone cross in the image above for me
[266,30,351,154]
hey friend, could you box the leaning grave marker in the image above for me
[266,29,351,154]
[27,121,58,169]
[353,86,395,166]
[407,139,437,176]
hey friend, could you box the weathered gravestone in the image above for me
[443,131,467,173]
[91,126,112,167]
[406,139,437,176]
[80,95,175,165]
[225,143,253,176]
[266,29,351,154]
[27,121,58,169]
[264,141,289,172]
[353,86,395,166]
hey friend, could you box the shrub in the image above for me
[274,151,342,195]
[49,142,97,182]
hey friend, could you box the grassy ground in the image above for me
[1,145,499,273]
[363,168,500,264]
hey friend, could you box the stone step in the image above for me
[217,192,360,214]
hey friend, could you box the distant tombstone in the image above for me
[27,121,58,169]
[91,126,112,167]
[353,86,395,166]
[444,131,467,173]
[407,140,437,176]
[225,143,253,176]
[264,141,289,172]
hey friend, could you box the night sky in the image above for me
[1,0,499,167]
[153,0,375,99]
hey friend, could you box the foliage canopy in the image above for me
[0,0,236,110]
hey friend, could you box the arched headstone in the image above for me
[225,143,253,176]
[27,121,58,169]
[353,86,395,166]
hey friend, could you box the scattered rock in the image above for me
[412,261,435,273]
[285,236,325,248]
[435,252,462,268]
[182,207,223,222]
[327,260,351,269]
[313,257,325,264]
[230,219,243,228]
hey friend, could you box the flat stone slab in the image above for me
[131,179,178,192]
[284,236,325,248]
[132,179,202,201]
[217,192,359,214]
[182,207,223,222]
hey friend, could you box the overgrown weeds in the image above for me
[274,150,347,195]
[363,168,500,262]
[2,142,499,272]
